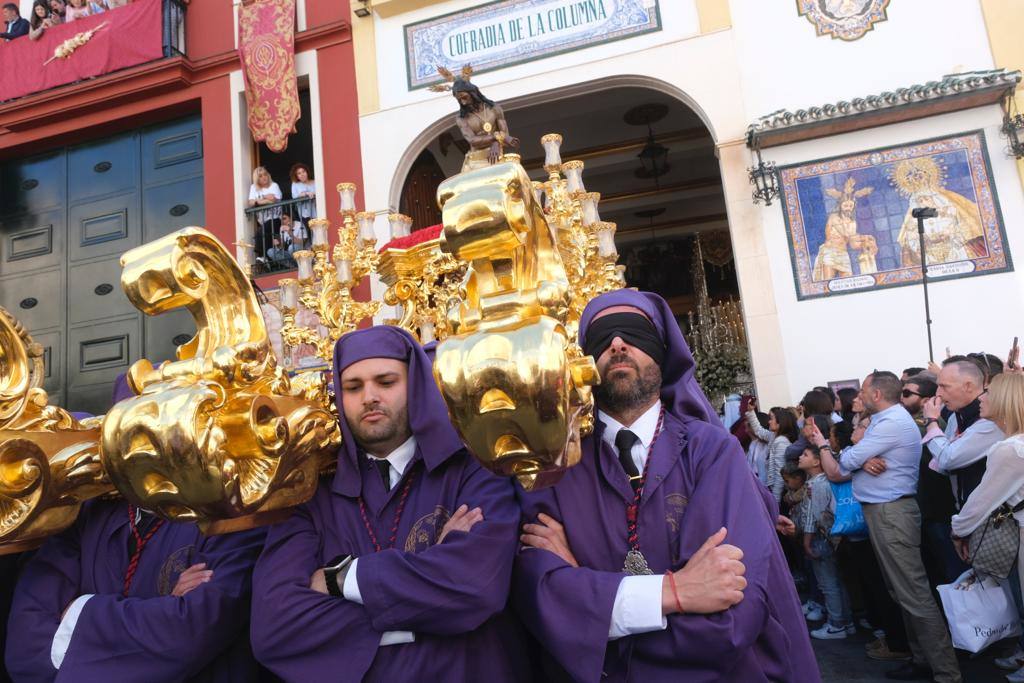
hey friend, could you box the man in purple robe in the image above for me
[250,326,528,682]
[513,290,820,682]
[5,376,266,683]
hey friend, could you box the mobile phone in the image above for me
[945,346,951,359]
[1012,337,1020,369]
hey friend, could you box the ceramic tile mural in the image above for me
[780,130,1012,301]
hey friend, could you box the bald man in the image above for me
[924,359,1004,508]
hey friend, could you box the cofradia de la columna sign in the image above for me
[405,0,661,90]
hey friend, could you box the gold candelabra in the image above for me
[539,134,625,339]
[278,183,382,364]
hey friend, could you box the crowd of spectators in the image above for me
[1,0,135,44]
[247,163,318,274]
[731,350,1024,682]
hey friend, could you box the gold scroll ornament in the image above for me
[0,307,110,553]
[100,227,339,532]
[433,161,599,490]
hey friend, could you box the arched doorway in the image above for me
[395,81,751,405]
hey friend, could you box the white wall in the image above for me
[758,104,1024,400]
[730,0,996,120]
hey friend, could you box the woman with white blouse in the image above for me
[248,166,283,261]
[289,163,316,221]
[951,371,1024,681]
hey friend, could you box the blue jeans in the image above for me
[811,535,852,627]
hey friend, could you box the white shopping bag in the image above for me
[938,569,1022,653]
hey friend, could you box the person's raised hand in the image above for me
[663,528,745,615]
[521,513,578,567]
[927,360,942,376]
[172,563,213,597]
[922,396,943,421]
[863,457,887,477]
[438,504,484,544]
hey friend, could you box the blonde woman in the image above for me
[951,371,1024,681]
[247,166,282,262]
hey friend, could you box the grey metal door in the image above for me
[0,115,204,416]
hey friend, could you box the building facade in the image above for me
[0,0,362,414]
[4,0,1024,413]
[347,0,1024,406]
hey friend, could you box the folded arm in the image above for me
[57,528,264,680]
[251,505,382,681]
[354,462,519,634]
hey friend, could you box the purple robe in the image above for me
[5,499,266,683]
[250,326,529,683]
[512,290,819,682]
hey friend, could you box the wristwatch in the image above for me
[924,417,938,426]
[322,555,354,597]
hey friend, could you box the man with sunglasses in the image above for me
[923,359,1004,509]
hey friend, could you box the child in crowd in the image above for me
[800,445,853,640]
[64,0,92,21]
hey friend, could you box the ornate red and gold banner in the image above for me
[238,0,300,153]
[0,0,162,103]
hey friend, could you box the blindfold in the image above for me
[583,312,665,366]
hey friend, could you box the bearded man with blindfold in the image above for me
[513,289,819,682]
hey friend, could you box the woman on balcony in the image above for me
[289,162,317,222]
[248,166,283,262]
[28,0,60,40]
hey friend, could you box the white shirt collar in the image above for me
[599,401,662,451]
[366,436,417,486]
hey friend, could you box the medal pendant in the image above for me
[623,549,653,576]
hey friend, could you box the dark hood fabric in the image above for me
[579,289,720,427]
[330,326,464,496]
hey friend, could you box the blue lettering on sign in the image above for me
[406,0,661,90]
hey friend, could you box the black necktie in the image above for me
[615,429,641,490]
[374,459,392,490]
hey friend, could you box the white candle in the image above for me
[335,258,353,285]
[581,192,601,226]
[593,222,618,258]
[294,250,314,281]
[279,278,298,309]
[388,213,413,240]
[337,183,357,213]
[562,161,585,195]
[310,219,329,247]
[541,133,563,170]
[356,211,377,244]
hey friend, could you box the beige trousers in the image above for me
[862,497,962,683]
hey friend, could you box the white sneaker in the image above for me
[858,618,873,631]
[811,624,848,640]
[845,623,857,635]
[998,650,1024,672]
[1006,664,1024,682]
[805,608,824,621]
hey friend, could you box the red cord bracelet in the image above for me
[665,570,684,614]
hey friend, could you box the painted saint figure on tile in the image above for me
[891,157,987,268]
[812,177,876,281]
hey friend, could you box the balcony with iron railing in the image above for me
[244,196,319,276]
[0,0,186,104]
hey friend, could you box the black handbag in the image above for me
[968,499,1024,579]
